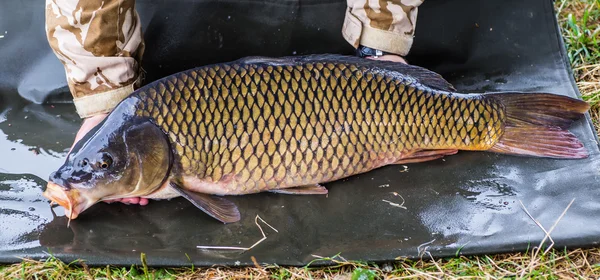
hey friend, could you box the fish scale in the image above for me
[134,56,503,194]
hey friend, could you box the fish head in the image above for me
[44,112,173,220]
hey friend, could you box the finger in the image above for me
[69,113,109,154]
[121,197,140,204]
[68,127,88,154]
[139,198,149,206]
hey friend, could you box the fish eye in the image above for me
[99,153,113,169]
[81,159,89,167]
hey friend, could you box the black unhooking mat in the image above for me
[1,0,599,266]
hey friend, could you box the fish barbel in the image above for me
[43,54,589,223]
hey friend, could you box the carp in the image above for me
[43,55,590,223]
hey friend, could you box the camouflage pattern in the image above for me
[343,0,424,56]
[45,0,144,118]
[45,0,420,118]
[133,56,503,195]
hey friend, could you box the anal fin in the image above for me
[170,183,240,224]
[394,149,458,164]
[269,184,328,195]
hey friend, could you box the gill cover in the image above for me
[118,120,174,198]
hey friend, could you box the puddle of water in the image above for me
[0,100,77,251]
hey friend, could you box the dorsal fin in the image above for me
[234,54,456,92]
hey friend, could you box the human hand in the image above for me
[69,113,108,153]
[69,113,149,206]
[366,54,407,64]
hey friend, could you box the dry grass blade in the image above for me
[518,199,576,277]
[196,215,278,251]
[485,255,516,276]
[78,260,92,280]
[541,199,575,255]
[417,239,436,258]
[425,252,445,279]
[518,200,555,253]
[250,256,261,268]
[382,199,407,209]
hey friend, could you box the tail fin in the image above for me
[485,92,590,159]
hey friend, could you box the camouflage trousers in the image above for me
[45,0,423,118]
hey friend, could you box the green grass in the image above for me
[1,249,599,279]
[558,0,600,68]
[2,0,600,279]
[557,0,600,112]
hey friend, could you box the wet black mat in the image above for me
[1,0,599,266]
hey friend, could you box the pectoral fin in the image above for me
[170,183,240,224]
[269,184,328,195]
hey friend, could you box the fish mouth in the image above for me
[43,182,95,221]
